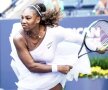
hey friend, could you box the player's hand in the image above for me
[58,65,72,74]
[97,45,108,54]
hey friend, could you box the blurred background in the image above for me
[0,0,108,19]
[0,0,108,90]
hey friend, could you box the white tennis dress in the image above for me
[9,23,95,90]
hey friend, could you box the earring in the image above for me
[42,17,45,21]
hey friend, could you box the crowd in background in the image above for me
[93,0,108,15]
[0,0,108,19]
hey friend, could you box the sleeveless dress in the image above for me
[9,23,96,90]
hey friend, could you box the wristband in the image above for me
[52,65,58,72]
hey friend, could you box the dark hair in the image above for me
[28,3,62,27]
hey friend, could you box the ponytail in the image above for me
[40,8,62,27]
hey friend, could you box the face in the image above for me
[21,8,40,31]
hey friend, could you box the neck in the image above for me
[26,25,46,39]
[27,31,41,39]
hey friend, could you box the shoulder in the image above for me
[13,32,23,41]
[47,26,73,34]
[13,31,26,47]
[12,23,24,42]
[53,26,73,33]
[11,23,23,36]
[48,26,66,35]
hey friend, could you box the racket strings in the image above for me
[94,21,108,35]
[101,38,108,45]
[101,31,108,45]
[92,21,108,47]
[78,20,108,58]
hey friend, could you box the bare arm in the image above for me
[13,34,72,74]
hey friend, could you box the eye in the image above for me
[26,16,32,20]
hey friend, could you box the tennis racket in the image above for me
[78,19,108,58]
